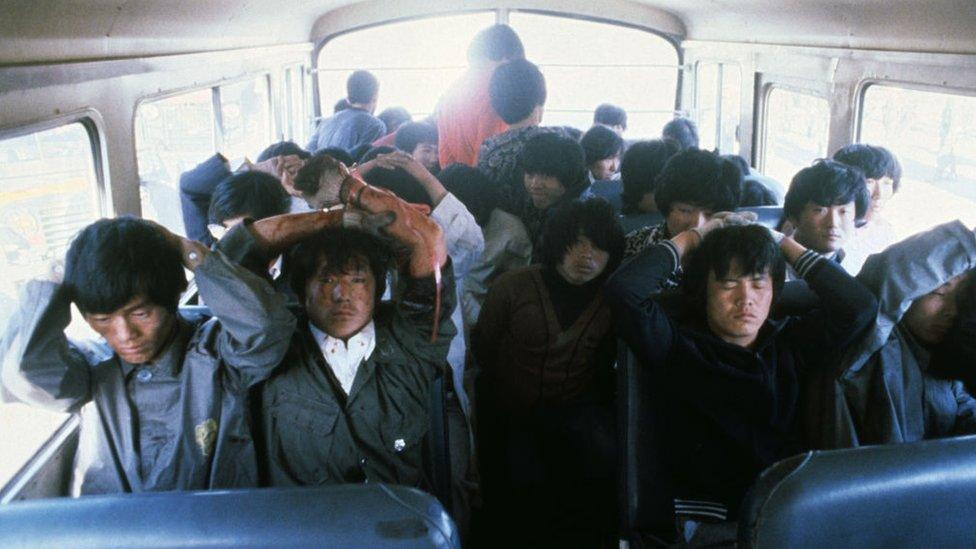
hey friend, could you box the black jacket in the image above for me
[604,240,877,520]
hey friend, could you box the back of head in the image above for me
[784,159,870,221]
[877,146,902,191]
[289,227,393,303]
[258,141,310,162]
[294,152,345,197]
[64,217,187,314]
[593,104,627,130]
[740,179,779,207]
[467,24,525,65]
[394,122,439,153]
[346,70,379,105]
[334,98,351,113]
[721,154,751,177]
[520,132,588,198]
[683,224,786,310]
[580,125,624,166]
[833,143,903,192]
[377,107,412,134]
[489,59,547,125]
[436,163,498,226]
[209,171,290,225]
[540,198,625,274]
[662,117,700,150]
[360,146,432,206]
[654,149,742,215]
[317,147,355,167]
[620,139,681,214]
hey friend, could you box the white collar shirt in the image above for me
[308,321,376,395]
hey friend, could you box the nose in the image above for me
[695,211,708,228]
[331,281,349,302]
[827,208,842,228]
[113,317,139,343]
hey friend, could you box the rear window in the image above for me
[762,87,830,186]
[859,84,976,238]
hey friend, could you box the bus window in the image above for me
[507,12,679,137]
[135,89,217,235]
[696,62,720,151]
[317,12,497,120]
[860,84,976,238]
[285,65,308,144]
[218,77,273,161]
[762,87,830,185]
[0,121,104,487]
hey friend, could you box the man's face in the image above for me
[411,143,439,173]
[791,201,856,254]
[304,256,376,340]
[524,172,566,210]
[666,201,714,235]
[84,296,176,364]
[864,176,895,221]
[556,235,610,285]
[705,262,774,348]
[902,273,969,345]
[590,155,620,181]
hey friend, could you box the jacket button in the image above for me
[359,457,368,467]
[136,369,153,382]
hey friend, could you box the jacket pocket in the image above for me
[267,392,341,484]
[379,412,430,486]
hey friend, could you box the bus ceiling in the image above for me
[2,0,975,66]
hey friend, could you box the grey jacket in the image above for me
[0,251,295,495]
[813,221,976,447]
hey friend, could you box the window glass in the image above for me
[719,65,742,154]
[317,12,497,120]
[0,121,103,487]
[220,77,273,161]
[135,89,216,235]
[860,85,976,239]
[762,87,830,186]
[696,62,719,151]
[286,66,308,144]
[508,12,679,137]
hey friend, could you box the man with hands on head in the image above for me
[604,209,877,543]
[0,216,296,495]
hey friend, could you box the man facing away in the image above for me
[307,70,387,154]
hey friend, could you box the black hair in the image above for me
[208,172,290,225]
[740,179,779,207]
[318,147,354,167]
[783,159,870,221]
[580,125,625,166]
[654,149,742,215]
[662,117,700,150]
[620,139,681,214]
[289,227,394,303]
[560,126,583,142]
[395,122,439,153]
[347,70,379,105]
[833,143,903,193]
[519,133,588,199]
[683,224,786,312]
[377,107,411,133]
[539,198,625,275]
[333,98,351,113]
[593,104,627,130]
[293,152,344,196]
[467,24,525,65]
[64,217,187,314]
[489,59,547,124]
[257,141,310,162]
[721,154,751,177]
[436,163,498,227]
[359,146,432,207]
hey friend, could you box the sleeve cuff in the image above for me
[659,240,681,273]
[794,249,824,279]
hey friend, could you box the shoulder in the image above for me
[493,265,539,290]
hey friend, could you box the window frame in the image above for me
[855,79,976,142]
[694,60,742,154]
[758,83,831,176]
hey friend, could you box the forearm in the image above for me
[802,256,878,347]
[240,210,344,257]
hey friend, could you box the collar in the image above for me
[308,320,377,359]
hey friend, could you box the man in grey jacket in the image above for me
[811,220,976,447]
[0,217,295,495]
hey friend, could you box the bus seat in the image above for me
[0,484,460,548]
[619,212,664,235]
[739,435,976,548]
[735,205,783,230]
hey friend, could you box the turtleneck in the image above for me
[541,265,605,331]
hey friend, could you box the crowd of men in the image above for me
[2,23,975,548]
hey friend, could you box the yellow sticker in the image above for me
[195,419,218,457]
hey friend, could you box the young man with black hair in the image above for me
[662,117,700,150]
[581,124,624,183]
[722,153,785,206]
[394,121,440,173]
[605,216,877,542]
[306,70,386,154]
[832,143,903,273]
[208,172,291,230]
[473,198,625,547]
[593,103,627,135]
[618,139,681,233]
[782,159,870,276]
[436,24,524,167]
[0,217,295,495]
[624,149,742,267]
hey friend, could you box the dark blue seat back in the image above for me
[0,484,460,548]
[739,436,976,548]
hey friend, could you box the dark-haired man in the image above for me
[618,139,680,233]
[605,216,877,541]
[782,159,870,277]
[580,125,625,211]
[307,70,386,154]
[1,217,295,494]
[662,117,700,150]
[594,103,627,135]
[394,121,440,173]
